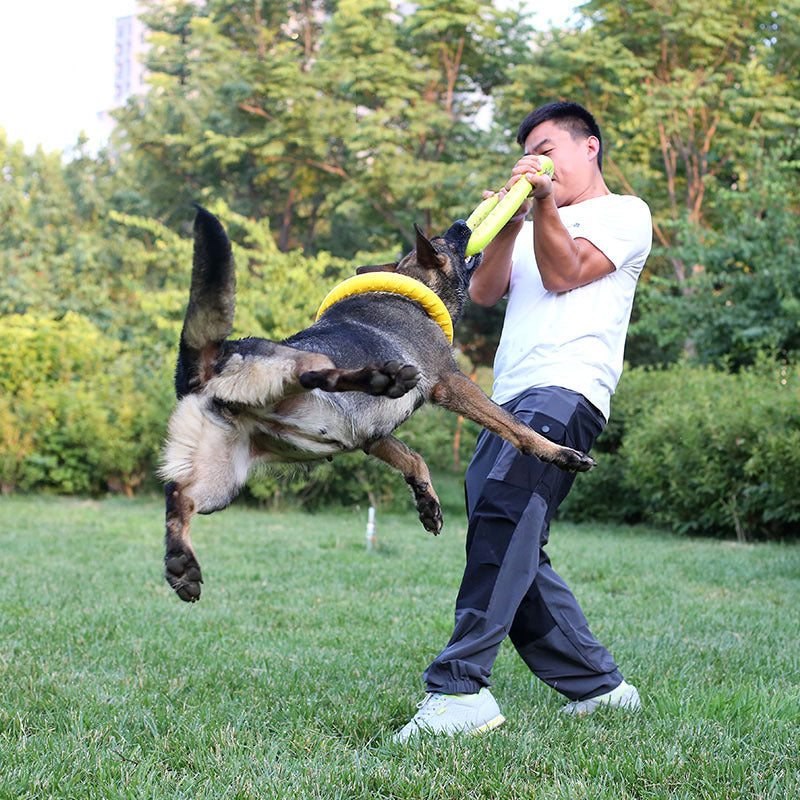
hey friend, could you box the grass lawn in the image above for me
[1,494,798,799]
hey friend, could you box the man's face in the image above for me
[523,120,599,207]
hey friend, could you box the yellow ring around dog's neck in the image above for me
[315,273,454,344]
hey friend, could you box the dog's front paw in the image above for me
[555,447,596,473]
[418,493,443,535]
[164,550,203,602]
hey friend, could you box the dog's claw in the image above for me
[562,449,596,472]
[546,448,595,472]
[165,551,203,602]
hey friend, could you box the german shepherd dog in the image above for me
[159,207,595,602]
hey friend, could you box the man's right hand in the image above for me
[489,154,554,221]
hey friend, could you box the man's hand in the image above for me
[469,154,558,306]
[489,154,553,220]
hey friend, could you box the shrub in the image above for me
[622,359,800,540]
[0,313,171,495]
[563,360,800,540]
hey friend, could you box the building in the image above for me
[113,10,148,106]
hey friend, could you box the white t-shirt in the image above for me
[491,193,652,420]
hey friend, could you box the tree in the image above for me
[110,0,538,255]
[497,0,800,292]
[632,148,800,368]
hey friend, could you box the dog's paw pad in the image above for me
[165,552,203,602]
[299,369,336,391]
[368,372,391,394]
[375,361,420,398]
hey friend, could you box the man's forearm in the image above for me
[468,219,524,306]
[532,195,580,292]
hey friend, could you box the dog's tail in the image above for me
[174,207,236,398]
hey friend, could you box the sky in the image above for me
[0,1,138,153]
[0,1,581,155]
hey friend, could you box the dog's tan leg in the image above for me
[164,481,203,602]
[430,371,596,472]
[367,435,442,534]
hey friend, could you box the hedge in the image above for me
[0,313,171,495]
[561,359,800,540]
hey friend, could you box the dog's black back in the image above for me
[177,208,477,420]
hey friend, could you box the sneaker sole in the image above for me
[471,713,506,735]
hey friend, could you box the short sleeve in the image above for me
[573,196,652,274]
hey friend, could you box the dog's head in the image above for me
[356,221,481,325]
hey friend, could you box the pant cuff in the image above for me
[425,678,486,695]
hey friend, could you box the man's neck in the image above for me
[559,177,611,207]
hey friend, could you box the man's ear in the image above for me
[414,223,444,270]
[355,262,398,275]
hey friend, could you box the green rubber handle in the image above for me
[464,156,553,257]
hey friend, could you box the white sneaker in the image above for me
[560,680,641,715]
[393,687,506,743]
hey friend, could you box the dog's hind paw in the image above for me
[406,477,443,535]
[299,361,420,398]
[367,361,420,398]
[164,551,203,602]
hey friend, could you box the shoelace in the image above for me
[415,692,448,720]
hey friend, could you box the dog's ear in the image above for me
[414,223,445,270]
[355,262,398,275]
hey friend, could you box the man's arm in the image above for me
[531,186,615,293]
[468,214,524,306]
[468,154,618,304]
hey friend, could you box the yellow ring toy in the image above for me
[464,155,554,257]
[315,273,454,344]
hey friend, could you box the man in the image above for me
[395,101,652,741]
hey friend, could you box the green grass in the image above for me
[1,495,798,799]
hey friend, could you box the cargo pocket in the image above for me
[502,412,567,496]
[529,412,567,444]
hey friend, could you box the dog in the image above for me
[159,207,595,602]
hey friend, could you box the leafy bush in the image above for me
[623,360,800,540]
[0,313,171,495]
[562,361,800,540]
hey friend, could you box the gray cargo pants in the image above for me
[423,386,624,701]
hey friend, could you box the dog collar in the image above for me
[315,273,454,344]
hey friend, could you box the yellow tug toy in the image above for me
[464,155,554,257]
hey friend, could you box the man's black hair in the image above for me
[516,101,603,171]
